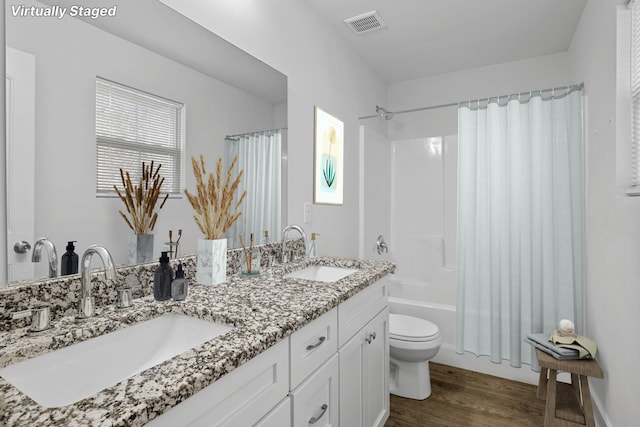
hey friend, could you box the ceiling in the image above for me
[307,0,588,84]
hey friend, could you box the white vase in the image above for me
[128,234,154,265]
[196,238,227,285]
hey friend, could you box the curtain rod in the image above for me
[359,82,584,120]
[225,127,287,141]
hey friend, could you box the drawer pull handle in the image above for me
[309,403,328,424]
[306,336,326,351]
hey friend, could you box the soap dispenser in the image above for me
[153,251,173,301]
[171,263,188,301]
[308,233,319,258]
[60,241,79,275]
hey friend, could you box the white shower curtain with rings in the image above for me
[456,88,584,367]
[225,130,282,249]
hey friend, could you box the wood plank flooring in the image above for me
[385,363,545,427]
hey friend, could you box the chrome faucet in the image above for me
[32,237,58,278]
[77,245,117,320]
[281,224,307,263]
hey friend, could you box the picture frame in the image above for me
[313,106,344,205]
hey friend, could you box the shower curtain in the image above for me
[225,130,282,249]
[456,89,584,367]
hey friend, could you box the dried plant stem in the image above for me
[184,155,246,240]
[114,161,169,234]
[239,233,255,272]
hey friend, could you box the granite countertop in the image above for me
[0,257,394,426]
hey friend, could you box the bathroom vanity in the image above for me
[0,256,394,426]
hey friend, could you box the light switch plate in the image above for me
[304,202,312,223]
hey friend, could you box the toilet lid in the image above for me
[389,314,439,341]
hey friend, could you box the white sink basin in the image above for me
[0,314,233,408]
[284,265,359,283]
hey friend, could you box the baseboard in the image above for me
[591,391,613,427]
[433,344,540,385]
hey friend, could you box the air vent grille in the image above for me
[344,10,386,34]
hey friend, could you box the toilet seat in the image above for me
[390,314,439,342]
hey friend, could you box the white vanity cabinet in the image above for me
[338,278,390,427]
[148,276,390,427]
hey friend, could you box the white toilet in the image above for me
[389,313,442,400]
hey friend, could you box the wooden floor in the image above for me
[385,363,545,427]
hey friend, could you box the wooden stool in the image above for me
[535,348,604,427]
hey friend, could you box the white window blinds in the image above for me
[630,0,640,193]
[95,78,184,195]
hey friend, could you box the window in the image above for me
[95,77,184,196]
[629,1,640,194]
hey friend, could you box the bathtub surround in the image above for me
[456,88,585,368]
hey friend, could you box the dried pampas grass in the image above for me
[184,155,246,240]
[114,161,169,234]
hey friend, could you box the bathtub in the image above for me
[387,276,456,356]
[386,276,539,385]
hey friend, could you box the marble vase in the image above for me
[196,238,227,285]
[128,234,154,265]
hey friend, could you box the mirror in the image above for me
[3,0,287,284]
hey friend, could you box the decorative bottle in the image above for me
[60,241,79,275]
[153,251,173,301]
[308,233,319,258]
[171,263,188,301]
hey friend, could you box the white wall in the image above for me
[569,0,640,425]
[158,0,388,258]
[388,52,570,139]
[6,2,278,269]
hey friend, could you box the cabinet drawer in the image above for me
[290,307,338,389]
[291,353,339,427]
[338,277,389,347]
[148,338,289,427]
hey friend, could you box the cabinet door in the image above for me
[339,326,367,426]
[364,309,389,427]
[339,308,389,427]
[291,354,339,427]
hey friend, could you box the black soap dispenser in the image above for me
[61,241,79,275]
[153,251,173,301]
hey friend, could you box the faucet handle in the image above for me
[376,235,389,255]
[116,287,133,309]
[28,304,52,334]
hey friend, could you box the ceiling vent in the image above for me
[344,10,386,34]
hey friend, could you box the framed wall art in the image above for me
[313,106,344,205]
